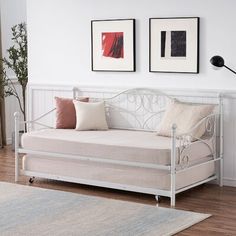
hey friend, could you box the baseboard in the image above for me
[223,178,236,187]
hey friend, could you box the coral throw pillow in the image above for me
[55,97,89,129]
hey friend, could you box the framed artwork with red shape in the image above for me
[91,19,135,72]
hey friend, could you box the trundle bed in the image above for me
[14,88,223,206]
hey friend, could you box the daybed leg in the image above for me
[14,112,20,182]
[155,195,161,203]
[220,158,224,187]
[155,195,160,202]
[170,124,177,208]
[29,177,35,184]
[15,153,19,182]
[155,195,161,207]
[219,94,224,187]
[171,195,176,207]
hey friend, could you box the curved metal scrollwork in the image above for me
[180,155,190,169]
[177,113,218,169]
[104,88,175,131]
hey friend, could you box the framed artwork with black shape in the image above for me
[91,19,135,72]
[149,17,199,73]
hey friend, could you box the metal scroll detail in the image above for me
[103,88,175,131]
[177,114,217,169]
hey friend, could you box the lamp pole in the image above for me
[223,65,236,75]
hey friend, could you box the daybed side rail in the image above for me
[18,148,171,171]
[24,108,56,131]
[14,107,56,182]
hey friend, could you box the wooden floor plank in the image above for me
[0,145,236,235]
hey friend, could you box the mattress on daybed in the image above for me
[21,129,214,166]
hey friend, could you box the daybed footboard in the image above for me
[14,88,223,207]
[169,112,221,206]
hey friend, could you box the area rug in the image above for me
[0,182,210,236]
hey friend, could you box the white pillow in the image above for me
[73,101,108,131]
[157,100,215,140]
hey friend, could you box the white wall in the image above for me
[27,0,236,90]
[0,0,26,143]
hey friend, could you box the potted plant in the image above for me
[0,23,28,148]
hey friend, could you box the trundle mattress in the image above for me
[22,155,215,191]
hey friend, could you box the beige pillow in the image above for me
[157,100,215,139]
[73,101,108,131]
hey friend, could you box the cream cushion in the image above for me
[73,101,108,130]
[157,100,215,139]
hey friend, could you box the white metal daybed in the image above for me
[14,88,224,206]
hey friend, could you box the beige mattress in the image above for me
[23,155,215,191]
[22,129,213,165]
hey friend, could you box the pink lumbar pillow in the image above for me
[55,97,89,129]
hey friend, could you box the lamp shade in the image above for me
[210,55,225,67]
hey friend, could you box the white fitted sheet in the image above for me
[22,129,213,165]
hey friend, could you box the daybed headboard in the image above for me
[27,86,221,133]
[97,88,174,131]
[83,87,220,132]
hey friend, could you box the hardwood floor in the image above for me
[1,145,236,235]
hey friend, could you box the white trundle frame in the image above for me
[14,88,224,206]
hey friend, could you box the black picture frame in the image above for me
[91,19,135,72]
[149,17,199,73]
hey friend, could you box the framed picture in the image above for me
[149,17,199,73]
[91,19,135,72]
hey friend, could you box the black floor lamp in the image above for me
[210,55,236,75]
